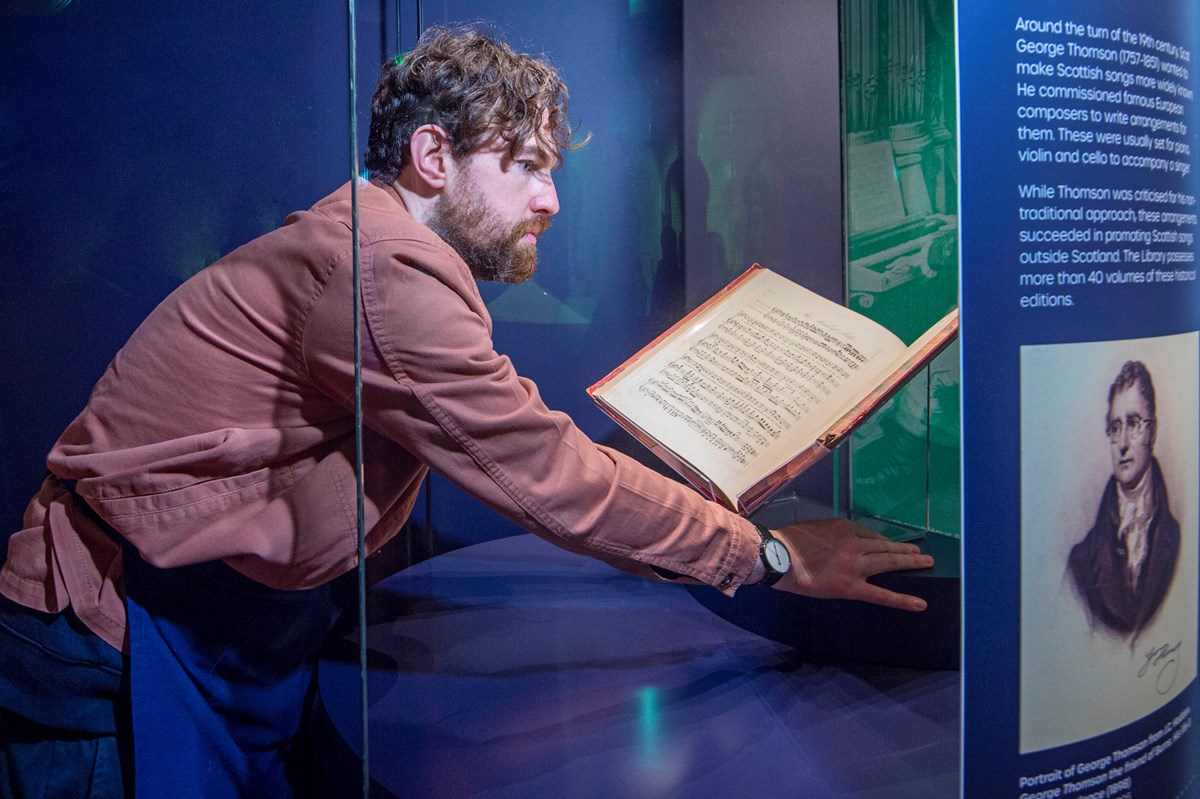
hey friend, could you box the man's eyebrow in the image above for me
[515,144,561,168]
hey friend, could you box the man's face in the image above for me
[427,134,559,284]
[1108,385,1155,489]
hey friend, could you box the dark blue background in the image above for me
[0,0,392,527]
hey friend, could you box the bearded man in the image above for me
[0,25,932,798]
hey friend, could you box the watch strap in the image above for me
[754,524,788,587]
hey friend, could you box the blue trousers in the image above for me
[0,552,336,798]
[0,593,128,798]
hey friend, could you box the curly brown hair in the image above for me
[366,24,585,184]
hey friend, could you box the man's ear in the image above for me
[408,124,453,189]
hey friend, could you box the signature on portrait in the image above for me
[1138,640,1182,694]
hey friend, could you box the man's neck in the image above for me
[382,174,436,226]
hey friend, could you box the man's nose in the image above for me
[532,176,559,216]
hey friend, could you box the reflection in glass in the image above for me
[842,0,961,537]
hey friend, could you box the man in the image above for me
[1068,360,1180,640]
[0,25,932,797]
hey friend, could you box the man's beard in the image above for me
[427,177,551,284]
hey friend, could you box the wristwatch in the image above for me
[754,524,791,587]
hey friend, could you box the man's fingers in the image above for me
[851,551,933,612]
[857,537,924,556]
[849,528,924,556]
[862,550,934,574]
[853,583,929,612]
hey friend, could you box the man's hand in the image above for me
[769,518,934,612]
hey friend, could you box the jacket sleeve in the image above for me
[302,235,760,595]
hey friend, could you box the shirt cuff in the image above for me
[746,551,767,586]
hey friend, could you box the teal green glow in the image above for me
[842,0,961,537]
[637,686,661,769]
[485,279,591,324]
[831,448,840,515]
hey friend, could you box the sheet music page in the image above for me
[598,270,905,499]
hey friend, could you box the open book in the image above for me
[588,264,958,515]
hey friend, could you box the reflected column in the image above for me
[886,0,933,219]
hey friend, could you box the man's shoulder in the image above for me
[1067,530,1097,577]
[1069,489,1118,574]
[307,180,440,246]
[301,181,469,277]
[300,181,483,316]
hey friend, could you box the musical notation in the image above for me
[629,307,866,461]
[591,265,953,512]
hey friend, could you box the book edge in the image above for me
[816,307,960,450]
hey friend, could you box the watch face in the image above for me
[763,538,790,572]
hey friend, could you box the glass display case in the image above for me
[842,0,962,539]
[1,2,963,796]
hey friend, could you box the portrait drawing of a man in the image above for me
[1067,360,1180,639]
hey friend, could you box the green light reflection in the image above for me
[637,685,661,770]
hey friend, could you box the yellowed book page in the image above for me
[597,269,905,501]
